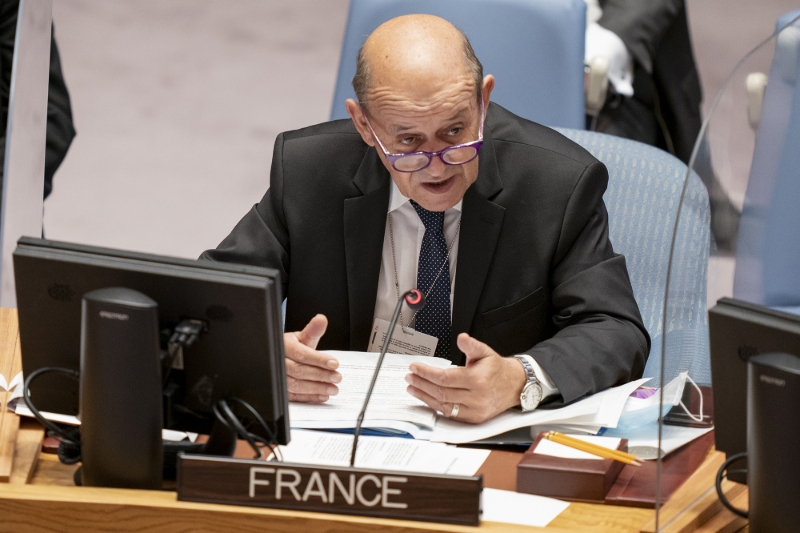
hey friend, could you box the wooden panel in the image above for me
[639,451,748,533]
[18,452,653,533]
[30,453,80,487]
[0,308,21,482]
[606,431,715,508]
[549,502,653,533]
[0,483,575,533]
[694,487,748,533]
[9,418,45,484]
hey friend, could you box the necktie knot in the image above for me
[410,200,445,234]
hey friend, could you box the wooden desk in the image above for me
[0,309,745,532]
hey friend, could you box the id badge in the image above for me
[366,317,438,357]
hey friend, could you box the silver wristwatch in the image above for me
[514,355,543,412]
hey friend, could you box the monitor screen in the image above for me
[709,297,800,460]
[13,237,289,443]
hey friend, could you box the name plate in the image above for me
[176,454,482,526]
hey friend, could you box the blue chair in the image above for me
[330,0,586,128]
[734,11,800,308]
[558,129,711,385]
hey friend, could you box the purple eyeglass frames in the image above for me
[361,96,485,173]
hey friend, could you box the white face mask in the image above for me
[613,372,705,432]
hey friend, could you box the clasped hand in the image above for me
[284,317,526,424]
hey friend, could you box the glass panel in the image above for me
[1,0,53,306]
[655,11,800,530]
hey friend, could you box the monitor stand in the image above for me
[76,287,238,489]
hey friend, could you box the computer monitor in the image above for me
[709,297,800,462]
[13,237,289,444]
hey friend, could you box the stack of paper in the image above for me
[431,378,647,444]
[290,351,648,444]
[274,429,489,476]
[290,351,451,438]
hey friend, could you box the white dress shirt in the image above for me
[372,179,559,399]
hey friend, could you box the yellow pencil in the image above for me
[544,431,643,466]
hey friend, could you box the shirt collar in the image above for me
[388,178,464,214]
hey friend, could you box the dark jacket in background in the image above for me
[597,0,702,164]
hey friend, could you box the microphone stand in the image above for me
[350,289,425,466]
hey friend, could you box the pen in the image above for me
[544,431,643,466]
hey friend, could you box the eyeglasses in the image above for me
[361,96,485,173]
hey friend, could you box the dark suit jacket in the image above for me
[599,0,702,164]
[201,103,650,406]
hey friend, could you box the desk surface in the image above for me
[0,453,652,533]
[0,308,744,532]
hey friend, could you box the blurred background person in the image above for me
[584,0,740,252]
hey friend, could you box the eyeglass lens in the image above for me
[393,146,479,172]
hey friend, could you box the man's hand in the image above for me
[405,333,527,424]
[283,314,341,403]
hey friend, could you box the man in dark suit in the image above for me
[202,15,649,424]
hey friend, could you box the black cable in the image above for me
[715,452,749,518]
[246,432,282,462]
[211,402,235,431]
[23,367,81,446]
[227,397,282,462]
[215,399,263,459]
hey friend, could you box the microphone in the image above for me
[350,289,426,467]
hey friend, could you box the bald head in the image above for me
[344,15,493,212]
[352,15,483,108]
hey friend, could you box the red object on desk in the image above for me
[42,436,60,454]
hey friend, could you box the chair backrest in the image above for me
[330,0,586,128]
[734,11,800,307]
[557,129,711,384]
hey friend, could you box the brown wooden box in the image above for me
[516,433,627,503]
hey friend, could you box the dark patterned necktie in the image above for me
[410,200,451,358]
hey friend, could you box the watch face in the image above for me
[521,382,543,410]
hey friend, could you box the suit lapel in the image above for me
[344,149,391,350]
[450,124,505,363]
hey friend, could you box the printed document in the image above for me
[289,351,450,429]
[430,378,648,443]
[482,488,570,528]
[274,429,489,476]
[289,351,649,444]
